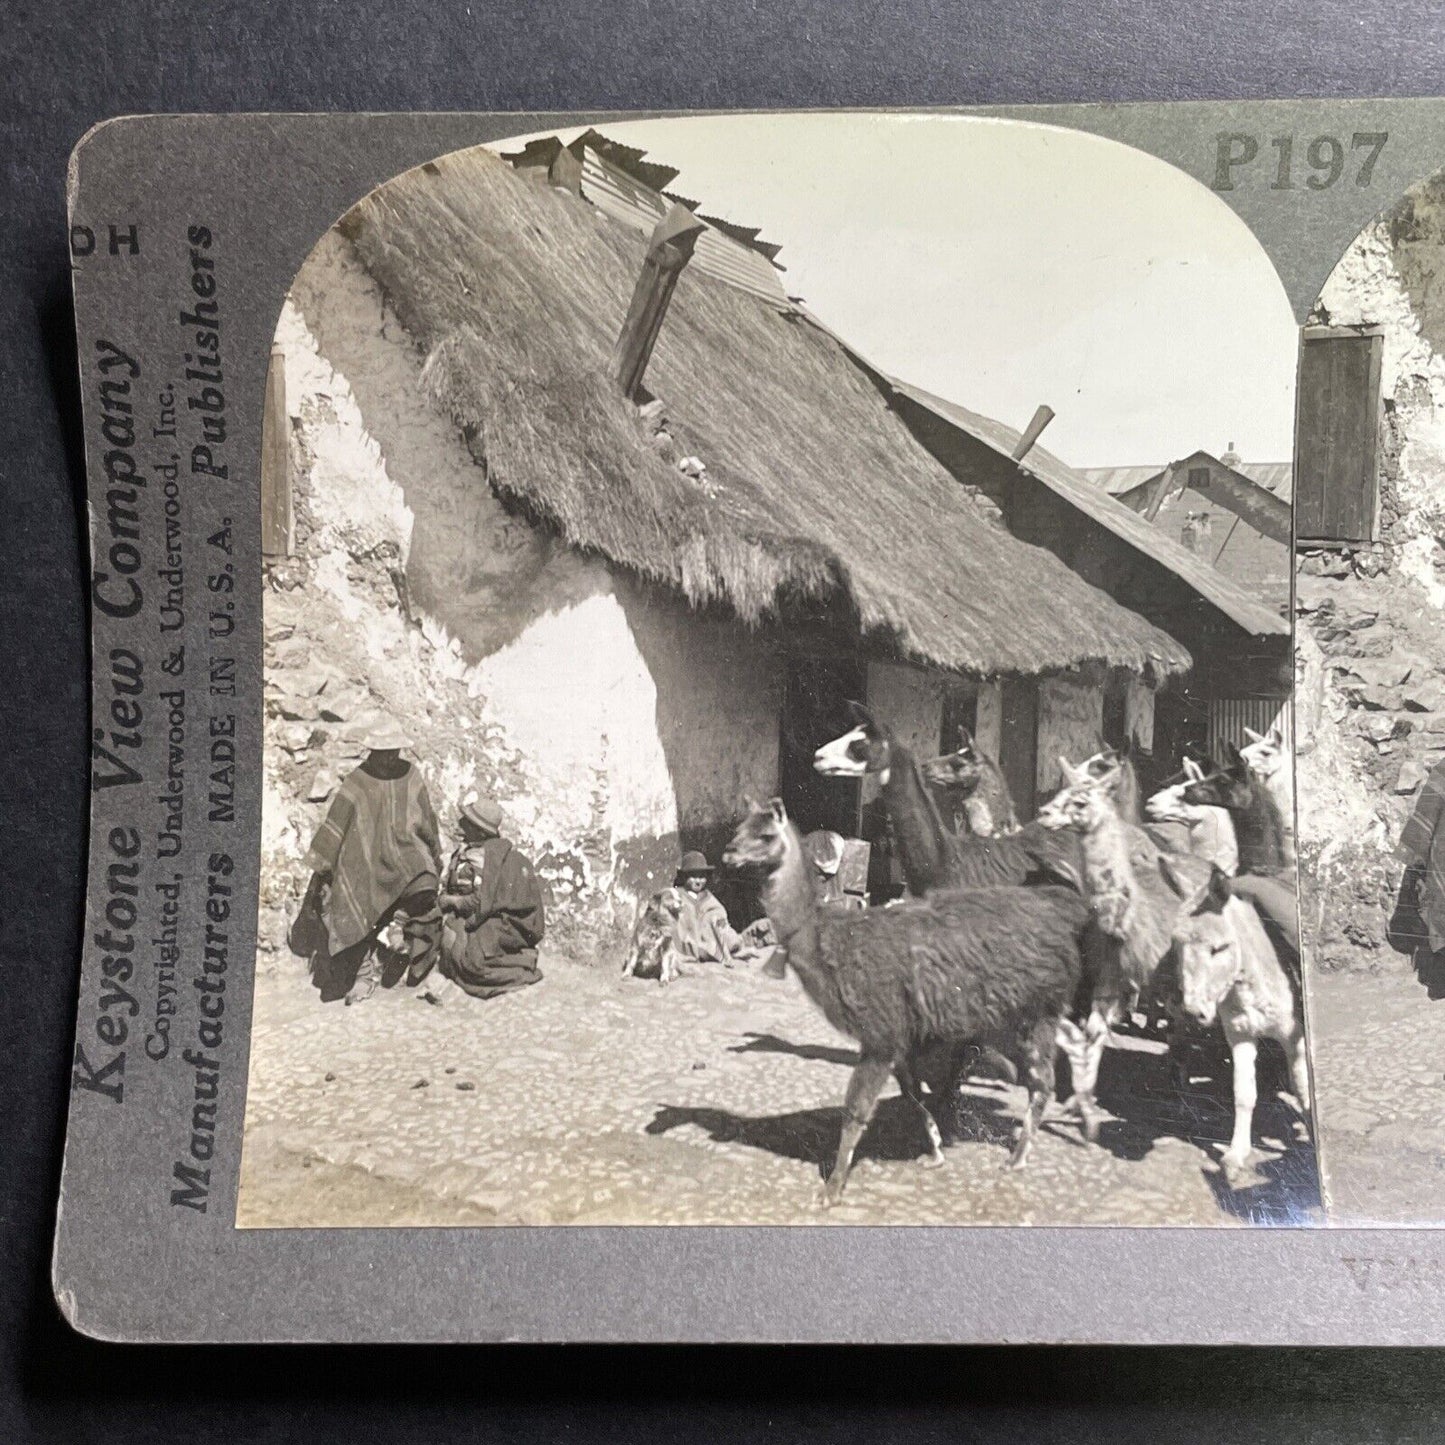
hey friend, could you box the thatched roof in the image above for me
[338,146,1191,679]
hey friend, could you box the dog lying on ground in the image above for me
[622,887,685,985]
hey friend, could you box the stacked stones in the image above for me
[1297,546,1445,972]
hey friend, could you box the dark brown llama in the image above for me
[921,727,1021,836]
[722,798,1087,1204]
[1181,746,1291,880]
[814,705,1108,1138]
[814,704,1083,895]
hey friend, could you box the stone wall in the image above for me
[263,229,783,966]
[1298,171,1445,973]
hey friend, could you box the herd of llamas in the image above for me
[713,705,1306,1207]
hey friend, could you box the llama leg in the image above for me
[1053,1014,1106,1143]
[1221,1035,1258,1183]
[895,1058,945,1167]
[821,1055,893,1206]
[1007,1019,1058,1170]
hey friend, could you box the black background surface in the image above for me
[7,1,1445,1438]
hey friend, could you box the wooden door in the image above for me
[1296,327,1383,545]
[998,678,1039,820]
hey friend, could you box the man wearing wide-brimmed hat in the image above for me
[291,711,442,1005]
[672,849,744,967]
[430,791,546,1002]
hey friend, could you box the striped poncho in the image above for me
[304,758,441,954]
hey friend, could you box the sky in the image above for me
[488,113,1299,469]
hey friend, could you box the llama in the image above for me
[920,727,1021,836]
[1165,862,1311,1186]
[814,707,1111,1139]
[814,705,1083,896]
[1079,744,1144,825]
[622,887,684,985]
[1239,724,1296,867]
[1144,758,1239,876]
[1037,756,1206,984]
[1037,757,1213,1120]
[1181,746,1291,880]
[722,797,1088,1203]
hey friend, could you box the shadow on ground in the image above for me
[670,1026,1323,1222]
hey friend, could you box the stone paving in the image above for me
[237,951,1321,1229]
[1312,959,1445,1224]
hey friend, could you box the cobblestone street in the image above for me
[1312,960,1445,1224]
[237,951,1319,1229]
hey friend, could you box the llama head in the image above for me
[1180,751,1252,811]
[1239,725,1286,780]
[813,701,891,781]
[1172,867,1239,1025]
[1037,756,1118,832]
[1146,760,1207,823]
[723,796,793,876]
[920,725,985,795]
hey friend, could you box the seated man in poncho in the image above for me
[431,793,546,1001]
[291,715,442,1005]
[673,850,778,971]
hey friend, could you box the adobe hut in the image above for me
[871,382,1293,782]
[1087,450,1293,611]
[266,140,1188,952]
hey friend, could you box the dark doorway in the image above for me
[940,678,979,753]
[999,678,1039,820]
[780,655,866,837]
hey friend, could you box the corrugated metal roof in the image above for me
[1086,459,1293,503]
[1089,464,1162,496]
[578,150,792,310]
[883,379,1291,638]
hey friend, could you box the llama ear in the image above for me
[1183,757,1204,782]
[1268,724,1284,746]
[847,700,878,733]
[1243,727,1264,745]
[1226,741,1246,769]
[957,725,974,750]
[768,797,788,825]
[742,794,760,814]
[1059,756,1085,786]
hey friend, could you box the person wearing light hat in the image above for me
[430,791,546,1001]
[672,849,747,968]
[293,711,442,1005]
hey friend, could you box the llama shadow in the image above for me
[727,1031,860,1068]
[1085,1040,1322,1223]
[646,1088,1019,1175]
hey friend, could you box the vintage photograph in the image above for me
[1297,168,1445,1224]
[234,114,1315,1227]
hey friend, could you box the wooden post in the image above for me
[548,144,583,196]
[260,343,292,558]
[1143,462,1177,523]
[610,203,707,401]
[1011,404,1055,462]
